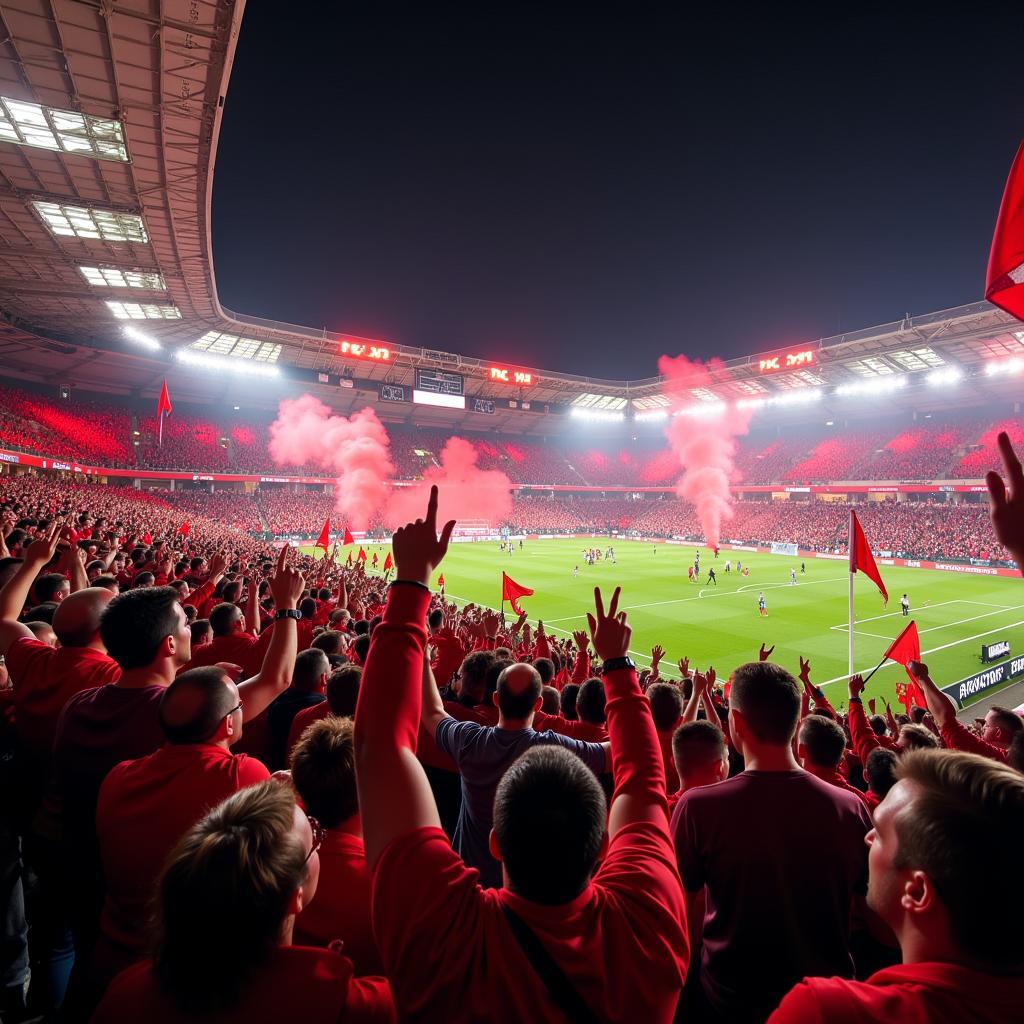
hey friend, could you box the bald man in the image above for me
[421,660,610,888]
[93,665,270,984]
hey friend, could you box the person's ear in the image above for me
[902,869,937,915]
[492,690,499,707]
[286,884,306,919]
[488,828,503,863]
[533,696,543,712]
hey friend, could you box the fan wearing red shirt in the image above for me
[769,750,1024,1023]
[181,598,259,672]
[797,715,871,807]
[291,717,381,975]
[93,665,271,985]
[668,719,728,812]
[93,781,394,1023]
[286,664,361,764]
[354,488,688,1023]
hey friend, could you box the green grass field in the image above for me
[303,540,1024,709]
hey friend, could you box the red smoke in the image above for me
[658,354,753,549]
[268,395,394,529]
[385,436,513,529]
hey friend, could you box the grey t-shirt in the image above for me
[434,717,607,888]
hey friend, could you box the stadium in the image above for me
[0,4,1021,1023]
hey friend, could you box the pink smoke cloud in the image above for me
[384,436,513,530]
[268,395,394,530]
[658,354,753,549]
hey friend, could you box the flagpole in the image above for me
[159,410,164,447]
[848,511,855,678]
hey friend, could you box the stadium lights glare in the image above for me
[0,96,128,161]
[985,358,1024,378]
[634,410,668,423]
[736,397,769,411]
[175,349,280,378]
[835,375,906,397]
[81,266,165,290]
[570,407,624,423]
[675,400,728,418]
[926,368,962,388]
[32,201,147,243]
[772,388,823,406]
[106,300,180,320]
[122,326,161,351]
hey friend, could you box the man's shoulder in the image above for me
[7,634,50,672]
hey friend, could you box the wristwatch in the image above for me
[275,608,301,621]
[602,656,636,673]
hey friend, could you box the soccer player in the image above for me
[573,565,579,578]
[737,560,742,573]
[707,568,717,586]
[900,593,910,617]
[758,591,767,617]
[724,559,731,573]
[800,561,806,574]
[687,566,695,584]
[790,567,797,585]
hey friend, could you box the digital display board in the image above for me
[757,349,815,374]
[473,398,495,414]
[415,368,464,396]
[489,366,533,386]
[338,339,391,362]
[379,383,407,403]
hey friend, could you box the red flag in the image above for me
[357,546,367,562]
[177,521,190,537]
[346,552,353,566]
[501,571,534,616]
[894,680,911,713]
[986,140,1024,321]
[849,511,887,605]
[156,379,173,447]
[342,526,354,546]
[315,518,330,553]
[438,573,445,589]
[383,552,393,572]
[882,620,925,706]
[142,532,152,545]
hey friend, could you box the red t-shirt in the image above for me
[294,826,381,975]
[93,946,394,1024]
[182,632,258,672]
[287,701,335,763]
[767,961,1024,1024]
[6,637,120,754]
[939,720,1008,764]
[372,821,687,1022]
[96,743,270,957]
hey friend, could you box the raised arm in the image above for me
[420,652,449,738]
[0,524,60,655]
[237,545,304,719]
[570,630,591,687]
[846,673,880,764]
[355,486,454,867]
[587,586,668,837]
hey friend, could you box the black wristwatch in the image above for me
[848,696,863,704]
[602,656,636,673]
[275,608,301,621]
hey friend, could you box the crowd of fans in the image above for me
[0,432,1021,1023]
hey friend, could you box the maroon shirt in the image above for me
[671,768,872,1023]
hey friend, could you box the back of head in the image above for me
[728,661,800,746]
[496,663,542,720]
[560,683,580,720]
[989,706,1024,745]
[34,572,67,603]
[350,633,370,665]
[154,781,307,1013]
[457,650,494,703]
[160,667,234,744]
[100,586,180,670]
[24,602,57,624]
[909,705,927,725]
[326,664,361,717]
[292,648,329,693]
[190,619,212,646]
[869,714,888,737]
[865,747,898,798]
[540,686,560,715]
[533,657,554,685]
[899,723,939,751]
[647,682,683,733]
[484,657,512,706]
[208,602,241,637]
[493,745,607,905]
[798,715,847,769]
[576,678,606,726]
[299,596,317,619]
[290,717,357,828]
[893,750,1024,971]
[673,720,726,781]
[427,608,443,630]
[311,629,345,655]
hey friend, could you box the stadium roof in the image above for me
[0,1,1021,434]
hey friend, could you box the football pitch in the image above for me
[303,539,1024,710]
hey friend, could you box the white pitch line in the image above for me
[831,604,1024,638]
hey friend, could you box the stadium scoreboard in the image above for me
[414,368,466,409]
[756,348,815,373]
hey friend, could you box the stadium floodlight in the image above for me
[570,407,624,423]
[32,201,147,243]
[122,326,161,351]
[105,300,180,320]
[771,388,823,406]
[190,330,282,363]
[0,96,128,161]
[675,400,727,418]
[634,410,668,423]
[835,375,906,397]
[926,368,962,388]
[80,266,165,290]
[736,397,769,411]
[985,358,1024,377]
[175,349,280,378]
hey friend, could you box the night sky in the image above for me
[211,7,1024,378]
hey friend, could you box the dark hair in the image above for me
[647,683,683,732]
[292,648,329,693]
[209,602,242,637]
[351,633,371,664]
[869,714,888,737]
[310,630,345,655]
[560,683,580,720]
[865,747,898,798]
[290,717,357,828]
[160,667,235,744]
[24,602,57,624]
[352,619,369,636]
[427,608,443,630]
[190,619,212,646]
[154,783,309,1013]
[672,720,726,779]
[533,657,555,685]
[34,573,67,603]
[893,750,1024,971]
[100,586,181,670]
[909,705,927,725]
[798,715,847,768]
[728,662,800,745]
[577,678,607,726]
[299,596,317,619]
[457,650,494,702]
[134,571,155,588]
[493,746,606,904]
[540,686,560,715]
[485,658,512,706]
[496,664,542,719]
[326,665,361,717]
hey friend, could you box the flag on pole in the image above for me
[357,546,367,563]
[156,379,173,447]
[986,139,1024,321]
[501,571,534,616]
[342,526,355,546]
[881,620,925,706]
[315,518,330,553]
[849,511,888,604]
[383,552,393,572]
[177,521,190,537]
[346,551,353,566]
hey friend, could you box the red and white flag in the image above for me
[986,140,1024,321]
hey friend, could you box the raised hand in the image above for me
[511,610,528,634]
[868,698,877,714]
[907,659,930,683]
[481,610,501,638]
[986,431,1024,568]
[392,485,456,588]
[798,656,812,687]
[24,522,61,567]
[268,544,305,611]
[759,643,775,662]
[586,586,631,661]
[848,673,865,699]
[572,629,589,651]
[706,666,716,689]
[651,644,665,669]
[677,656,690,678]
